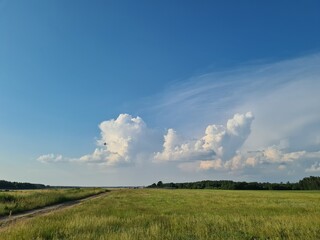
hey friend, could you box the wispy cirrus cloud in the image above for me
[148,54,320,137]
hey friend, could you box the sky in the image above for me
[0,0,320,186]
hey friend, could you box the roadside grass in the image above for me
[0,188,107,216]
[1,189,320,239]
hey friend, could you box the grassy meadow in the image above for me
[1,189,320,239]
[0,188,106,217]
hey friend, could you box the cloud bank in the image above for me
[38,112,255,168]
[38,53,320,181]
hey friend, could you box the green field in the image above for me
[1,189,320,239]
[0,188,106,217]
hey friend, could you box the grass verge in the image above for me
[0,188,107,217]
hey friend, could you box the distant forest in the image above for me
[2,176,320,190]
[148,176,320,190]
[0,180,48,190]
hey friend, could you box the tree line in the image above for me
[148,176,320,190]
[0,180,48,190]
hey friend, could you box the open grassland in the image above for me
[1,189,320,239]
[0,188,107,217]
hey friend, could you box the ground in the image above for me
[1,189,320,239]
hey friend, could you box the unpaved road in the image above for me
[0,191,109,227]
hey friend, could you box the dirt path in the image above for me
[0,191,109,227]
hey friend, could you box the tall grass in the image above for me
[0,188,106,216]
[1,189,320,239]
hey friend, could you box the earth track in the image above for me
[0,191,109,227]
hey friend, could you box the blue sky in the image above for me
[1,0,320,186]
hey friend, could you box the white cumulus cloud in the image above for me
[154,112,254,163]
[154,128,215,162]
[202,112,254,160]
[38,114,160,166]
[79,113,157,166]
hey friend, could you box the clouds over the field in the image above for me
[38,53,320,181]
[38,112,254,167]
